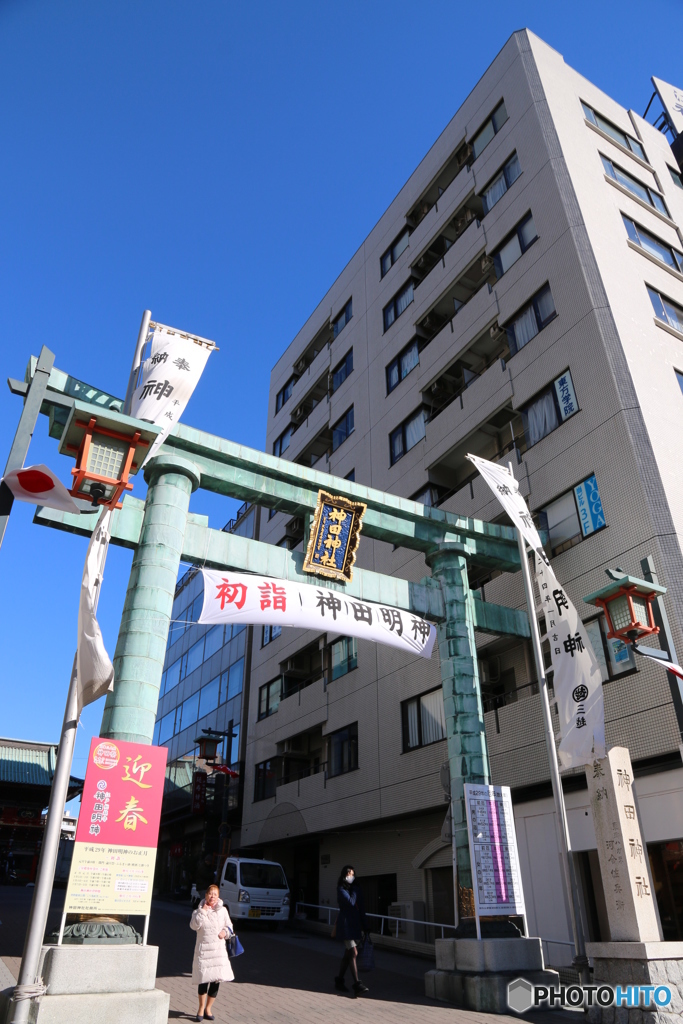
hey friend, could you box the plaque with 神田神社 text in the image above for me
[302,490,367,583]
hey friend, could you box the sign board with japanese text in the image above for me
[553,371,578,423]
[64,737,167,915]
[586,746,659,941]
[192,771,207,815]
[573,475,605,538]
[303,490,366,583]
[198,569,436,659]
[464,784,526,920]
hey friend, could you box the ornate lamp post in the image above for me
[584,570,667,651]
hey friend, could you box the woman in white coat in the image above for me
[190,884,235,1020]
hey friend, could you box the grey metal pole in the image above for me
[9,655,79,1024]
[123,309,151,415]
[515,528,590,984]
[641,554,683,747]
[0,345,55,551]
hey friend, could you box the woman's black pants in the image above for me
[198,982,220,997]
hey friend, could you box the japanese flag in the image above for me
[0,464,80,515]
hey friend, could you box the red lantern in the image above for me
[584,574,664,644]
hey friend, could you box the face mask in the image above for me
[345,874,354,884]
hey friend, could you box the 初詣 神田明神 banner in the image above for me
[63,738,167,916]
[198,569,437,659]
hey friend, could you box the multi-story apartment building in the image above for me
[153,502,259,892]
[238,31,683,955]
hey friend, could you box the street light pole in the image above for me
[515,528,590,984]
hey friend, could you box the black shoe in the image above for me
[334,976,349,992]
[353,981,369,996]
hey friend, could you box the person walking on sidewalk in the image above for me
[190,884,235,1020]
[334,864,369,997]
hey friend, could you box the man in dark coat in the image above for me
[334,865,369,996]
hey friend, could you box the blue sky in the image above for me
[1,0,681,810]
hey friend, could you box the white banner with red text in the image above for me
[198,569,436,659]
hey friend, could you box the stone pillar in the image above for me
[426,544,489,916]
[586,746,659,942]
[101,454,200,744]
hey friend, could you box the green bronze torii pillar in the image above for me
[21,360,529,921]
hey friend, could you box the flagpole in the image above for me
[9,656,79,1024]
[123,309,151,415]
[514,526,590,984]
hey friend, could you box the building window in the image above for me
[258,677,281,720]
[276,376,297,413]
[345,468,355,482]
[224,658,244,701]
[331,349,353,393]
[389,407,426,465]
[669,166,683,190]
[581,102,647,161]
[331,637,357,680]
[158,709,176,745]
[480,152,522,214]
[381,228,410,277]
[262,623,282,646]
[203,624,225,661]
[180,638,205,680]
[181,690,200,732]
[623,216,683,273]
[505,284,557,355]
[254,759,278,801]
[521,370,579,448]
[273,425,293,458]
[328,723,358,777]
[538,474,606,556]
[402,687,446,751]
[492,213,537,278]
[333,299,352,338]
[676,370,683,396]
[601,156,669,216]
[470,100,508,161]
[386,338,419,393]
[411,484,444,507]
[383,280,414,332]
[584,615,636,682]
[332,407,354,452]
[648,286,683,334]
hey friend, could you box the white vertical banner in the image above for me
[130,324,215,464]
[77,508,114,713]
[467,453,605,768]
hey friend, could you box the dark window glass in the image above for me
[254,760,278,801]
[481,152,522,214]
[225,862,237,884]
[383,280,414,332]
[521,369,578,448]
[331,349,353,393]
[581,102,646,161]
[333,299,353,338]
[239,863,288,888]
[622,215,683,273]
[276,376,296,413]
[492,214,537,278]
[386,338,419,393]
[330,637,358,680]
[344,468,355,482]
[273,425,293,458]
[669,166,683,190]
[676,370,683,396]
[601,156,668,216]
[381,228,410,277]
[389,408,426,465]
[401,688,447,751]
[332,407,354,452]
[328,723,358,777]
[471,100,508,161]
[538,474,606,556]
[198,676,220,719]
[262,623,282,646]
[506,284,557,355]
[648,287,683,334]
[258,677,281,720]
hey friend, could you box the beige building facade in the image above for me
[239,30,683,955]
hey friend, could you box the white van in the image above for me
[220,857,290,925]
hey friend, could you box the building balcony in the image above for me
[405,139,472,243]
[288,398,331,467]
[410,195,484,298]
[289,344,331,422]
[272,675,328,739]
[417,283,498,390]
[421,322,510,425]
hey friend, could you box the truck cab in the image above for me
[220,857,290,924]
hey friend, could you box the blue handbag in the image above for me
[227,933,244,958]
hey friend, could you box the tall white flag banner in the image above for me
[467,452,605,768]
[465,454,545,558]
[77,508,115,713]
[130,325,215,465]
[199,569,437,659]
[534,552,606,768]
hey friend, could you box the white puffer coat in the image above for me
[190,898,235,984]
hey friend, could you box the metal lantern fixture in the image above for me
[584,570,666,644]
[58,401,160,509]
[195,728,224,764]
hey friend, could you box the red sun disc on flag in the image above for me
[16,469,56,494]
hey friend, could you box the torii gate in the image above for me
[16,354,530,922]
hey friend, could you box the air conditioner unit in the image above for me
[292,404,306,423]
[294,357,307,375]
[489,323,504,340]
[283,737,304,754]
[285,517,303,537]
[479,657,501,684]
[481,255,494,273]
